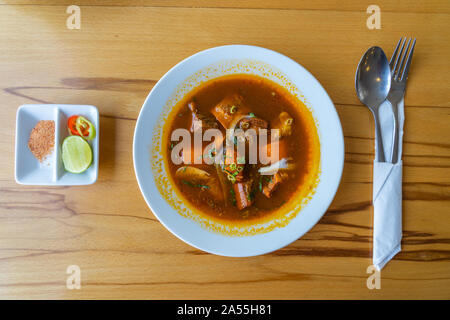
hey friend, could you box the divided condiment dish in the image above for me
[15,104,99,186]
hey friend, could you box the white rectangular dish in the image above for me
[15,104,99,185]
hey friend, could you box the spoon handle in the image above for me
[373,109,386,162]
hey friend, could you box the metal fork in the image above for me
[388,37,416,163]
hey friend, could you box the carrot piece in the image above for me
[181,141,204,164]
[181,136,224,165]
[222,146,244,182]
[259,138,288,164]
[233,180,254,210]
[271,111,294,138]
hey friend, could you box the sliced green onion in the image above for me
[227,174,236,183]
[241,121,250,129]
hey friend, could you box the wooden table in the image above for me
[0,1,449,300]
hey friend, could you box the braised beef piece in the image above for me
[262,172,289,198]
[188,101,219,132]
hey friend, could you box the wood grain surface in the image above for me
[0,1,449,299]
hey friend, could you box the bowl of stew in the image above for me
[133,45,344,256]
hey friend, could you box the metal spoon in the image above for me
[355,46,391,162]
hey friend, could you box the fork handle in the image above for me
[390,101,400,163]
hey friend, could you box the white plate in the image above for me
[15,104,99,185]
[133,45,344,256]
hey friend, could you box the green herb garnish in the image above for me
[230,188,236,206]
[181,180,195,187]
[181,180,209,189]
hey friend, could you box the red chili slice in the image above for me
[68,115,79,135]
[68,115,89,137]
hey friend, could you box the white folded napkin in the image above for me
[372,99,404,270]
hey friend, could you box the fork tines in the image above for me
[390,37,416,82]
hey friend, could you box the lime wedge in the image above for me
[62,135,93,174]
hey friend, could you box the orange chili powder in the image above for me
[28,120,55,162]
